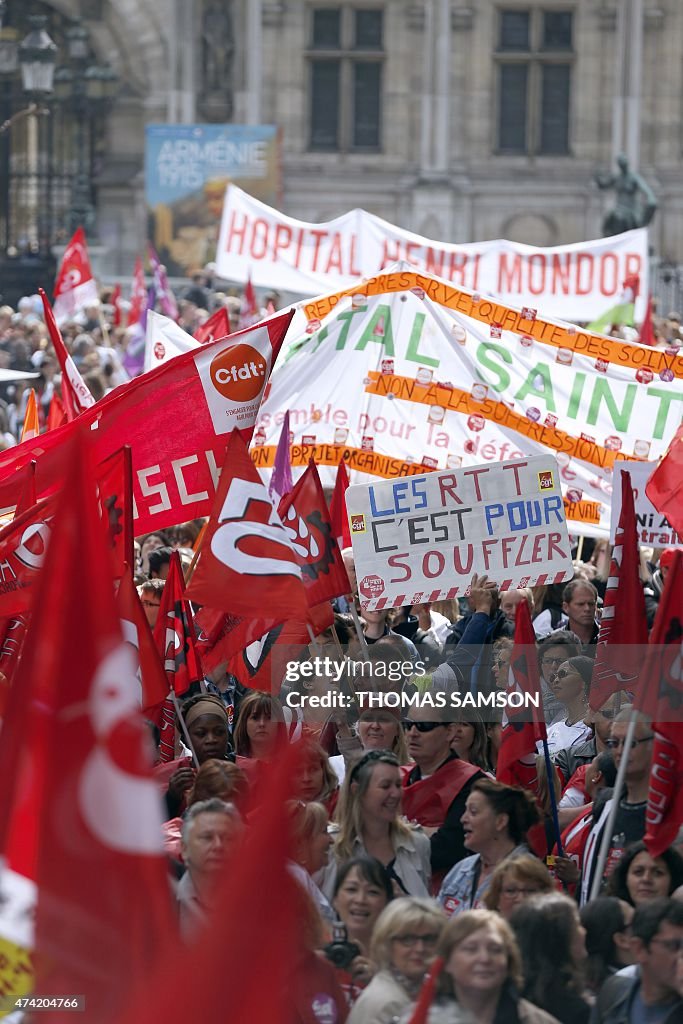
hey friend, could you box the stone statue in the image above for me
[201,0,234,95]
[594,154,658,236]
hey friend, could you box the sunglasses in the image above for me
[541,655,564,665]
[401,720,446,733]
[554,668,577,680]
[605,736,654,750]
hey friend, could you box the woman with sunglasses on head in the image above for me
[437,778,540,916]
[545,657,594,755]
[321,751,432,902]
[329,706,409,788]
[347,897,445,1024]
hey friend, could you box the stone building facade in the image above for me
[13,1,683,280]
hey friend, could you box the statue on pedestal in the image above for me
[594,154,657,236]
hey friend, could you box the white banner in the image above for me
[252,269,683,537]
[610,459,683,547]
[144,310,200,373]
[346,456,573,609]
[217,185,648,321]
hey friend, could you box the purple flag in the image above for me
[269,410,293,501]
[147,244,179,321]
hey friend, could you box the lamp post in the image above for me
[54,20,117,237]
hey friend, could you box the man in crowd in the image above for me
[139,578,164,630]
[177,798,243,939]
[148,545,173,580]
[580,707,653,904]
[401,704,484,880]
[551,579,600,648]
[444,573,513,694]
[594,898,683,1023]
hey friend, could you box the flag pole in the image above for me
[588,707,638,901]
[171,690,200,768]
[349,604,371,660]
[541,738,565,856]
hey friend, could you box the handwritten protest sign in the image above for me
[346,455,574,610]
[610,459,683,547]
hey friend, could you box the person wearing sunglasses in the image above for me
[400,704,485,883]
[536,631,581,725]
[580,708,655,905]
[594,898,683,1024]
[544,657,594,756]
[553,690,625,795]
[346,897,445,1024]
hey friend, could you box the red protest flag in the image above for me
[0,614,28,716]
[186,429,309,625]
[0,494,56,618]
[154,550,202,696]
[110,283,122,327]
[127,257,147,328]
[589,470,648,711]
[278,458,351,607]
[0,427,174,1022]
[20,389,39,442]
[194,305,230,344]
[114,743,310,1024]
[14,460,36,518]
[52,226,99,324]
[97,445,134,579]
[646,424,683,540]
[0,310,295,536]
[46,392,67,431]
[238,274,259,330]
[116,569,168,717]
[643,552,683,857]
[639,294,656,347]
[39,288,96,419]
[330,458,351,550]
[496,600,548,788]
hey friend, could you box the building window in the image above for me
[308,6,383,152]
[495,8,573,155]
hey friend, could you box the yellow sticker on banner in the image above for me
[538,470,554,491]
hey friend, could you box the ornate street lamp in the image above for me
[18,15,56,97]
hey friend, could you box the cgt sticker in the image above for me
[350,514,366,534]
[538,471,554,491]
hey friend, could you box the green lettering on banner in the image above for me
[405,313,439,368]
[645,387,683,440]
[586,379,636,433]
[474,342,512,391]
[514,363,556,411]
[566,372,586,418]
[356,304,395,355]
[335,307,367,350]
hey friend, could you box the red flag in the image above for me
[40,288,96,419]
[154,550,202,696]
[14,460,36,518]
[186,430,309,624]
[0,494,56,617]
[330,458,351,550]
[116,569,168,717]
[20,389,39,442]
[497,601,548,787]
[639,294,656,347]
[46,393,67,431]
[194,305,230,344]
[0,310,294,535]
[278,459,351,608]
[97,446,134,579]
[127,257,147,328]
[0,614,28,715]
[0,427,174,1022]
[114,743,309,1024]
[111,283,122,327]
[52,226,99,324]
[589,470,648,711]
[644,552,683,856]
[238,275,259,330]
[646,424,683,540]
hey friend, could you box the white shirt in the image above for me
[542,717,593,755]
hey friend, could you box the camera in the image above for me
[323,922,361,971]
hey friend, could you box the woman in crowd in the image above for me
[485,712,502,774]
[347,897,445,1024]
[412,908,560,1023]
[483,854,555,920]
[450,710,492,773]
[322,751,431,900]
[491,638,514,689]
[331,856,394,1004]
[438,778,540,915]
[579,897,635,994]
[606,840,683,907]
[160,694,232,818]
[329,707,409,787]
[295,737,340,813]
[163,758,248,861]
[289,800,336,927]
[545,657,594,754]
[138,530,170,574]
[510,892,590,1024]
[233,691,288,763]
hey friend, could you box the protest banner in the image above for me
[610,459,683,547]
[146,125,279,277]
[0,312,294,536]
[252,269,683,536]
[216,184,648,321]
[346,455,573,610]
